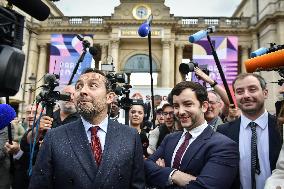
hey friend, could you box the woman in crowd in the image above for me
[129,104,149,158]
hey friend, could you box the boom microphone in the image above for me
[189,26,216,43]
[0,104,16,130]
[7,0,50,21]
[244,49,284,73]
[138,14,153,37]
[250,47,269,58]
[251,43,284,58]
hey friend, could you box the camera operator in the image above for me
[4,85,79,189]
[52,85,79,128]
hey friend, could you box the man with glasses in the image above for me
[206,91,224,131]
[147,104,175,155]
[194,67,240,128]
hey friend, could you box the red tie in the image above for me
[172,132,192,169]
[90,126,102,166]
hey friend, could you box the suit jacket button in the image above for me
[69,178,74,184]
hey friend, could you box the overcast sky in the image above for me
[54,0,242,17]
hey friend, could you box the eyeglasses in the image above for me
[208,101,220,105]
[156,112,163,115]
[162,112,174,117]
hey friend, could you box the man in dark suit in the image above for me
[145,81,239,189]
[29,68,145,189]
[217,73,282,189]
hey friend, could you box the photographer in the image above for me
[52,85,79,128]
[194,67,234,129]
[26,85,79,143]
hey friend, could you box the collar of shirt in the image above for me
[208,116,219,127]
[240,110,268,130]
[182,121,208,140]
[81,116,108,134]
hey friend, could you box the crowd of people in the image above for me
[0,67,283,189]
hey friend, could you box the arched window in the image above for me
[123,54,159,86]
[123,54,158,73]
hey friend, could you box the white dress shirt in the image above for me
[171,121,208,167]
[239,111,271,189]
[81,116,108,151]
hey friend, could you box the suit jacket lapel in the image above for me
[165,132,183,167]
[267,113,281,170]
[229,118,241,144]
[180,126,213,170]
[94,120,120,187]
[66,119,97,181]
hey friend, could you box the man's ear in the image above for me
[201,101,209,113]
[263,88,268,99]
[106,92,115,104]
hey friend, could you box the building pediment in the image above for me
[112,0,173,21]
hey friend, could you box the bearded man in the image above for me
[217,73,282,189]
[29,68,145,189]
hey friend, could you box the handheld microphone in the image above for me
[250,47,269,58]
[0,104,16,130]
[189,26,216,43]
[7,0,50,21]
[138,14,153,37]
[244,49,284,73]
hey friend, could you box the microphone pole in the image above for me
[147,23,156,127]
[206,34,235,107]
[5,96,14,175]
[138,15,156,127]
[68,35,90,85]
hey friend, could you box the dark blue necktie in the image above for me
[249,122,261,189]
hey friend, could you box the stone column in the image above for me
[36,44,47,91]
[251,33,258,52]
[110,40,119,72]
[277,21,284,44]
[175,44,184,84]
[170,41,175,87]
[25,33,39,104]
[241,45,249,73]
[100,43,108,63]
[161,40,171,87]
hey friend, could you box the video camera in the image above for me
[36,74,70,117]
[104,70,152,125]
[0,6,25,97]
[105,72,133,110]
[179,61,209,76]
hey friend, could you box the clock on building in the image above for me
[132,4,151,20]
